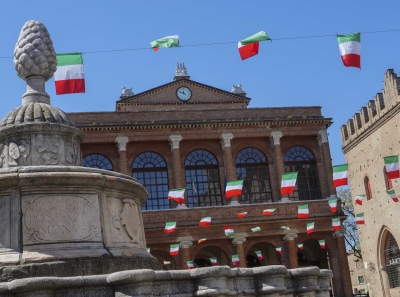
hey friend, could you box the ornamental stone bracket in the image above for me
[270,131,283,146]
[332,230,345,238]
[169,135,183,150]
[318,129,329,145]
[283,233,298,241]
[232,237,246,246]
[115,136,129,152]
[179,241,193,249]
[220,133,234,148]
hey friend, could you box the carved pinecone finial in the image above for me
[13,20,57,81]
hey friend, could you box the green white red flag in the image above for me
[297,244,303,250]
[298,204,309,219]
[384,155,400,179]
[262,208,276,215]
[164,221,176,233]
[251,227,261,232]
[226,180,244,198]
[147,247,150,253]
[356,213,365,225]
[281,226,290,230]
[232,254,240,266]
[275,247,282,255]
[54,53,85,95]
[332,164,348,188]
[307,222,315,234]
[255,250,263,260]
[198,238,207,244]
[163,260,171,265]
[332,218,341,230]
[281,172,298,195]
[387,189,399,202]
[318,239,326,249]
[238,31,271,60]
[337,33,361,69]
[355,194,365,206]
[210,257,218,265]
[170,243,179,256]
[329,199,337,212]
[237,212,248,219]
[168,188,186,205]
[186,260,194,269]
[199,216,211,227]
[150,35,179,51]
[224,225,235,237]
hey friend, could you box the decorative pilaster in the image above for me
[318,129,336,197]
[283,233,298,269]
[221,133,239,205]
[115,136,129,175]
[270,131,287,201]
[232,237,246,268]
[179,241,193,269]
[169,135,186,208]
[333,230,353,297]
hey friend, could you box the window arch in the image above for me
[235,148,273,204]
[364,176,373,200]
[384,232,400,288]
[132,152,169,210]
[384,167,393,190]
[185,150,222,207]
[284,146,321,200]
[82,154,113,170]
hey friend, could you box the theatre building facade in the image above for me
[69,65,352,296]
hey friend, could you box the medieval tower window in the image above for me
[364,176,373,200]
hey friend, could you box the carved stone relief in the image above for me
[0,139,30,168]
[65,140,77,164]
[0,196,11,249]
[37,136,60,165]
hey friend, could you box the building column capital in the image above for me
[318,129,329,145]
[232,237,246,246]
[220,133,234,148]
[179,241,193,249]
[169,135,183,150]
[283,233,298,241]
[115,136,129,152]
[332,230,345,238]
[270,131,283,146]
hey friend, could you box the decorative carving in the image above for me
[283,233,298,241]
[270,131,283,146]
[231,84,245,94]
[169,135,182,150]
[318,129,329,144]
[4,139,30,167]
[232,237,246,246]
[175,62,188,76]
[113,199,140,243]
[121,87,134,97]
[65,144,75,164]
[220,133,234,148]
[37,137,59,165]
[179,241,193,249]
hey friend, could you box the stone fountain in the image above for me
[0,21,333,296]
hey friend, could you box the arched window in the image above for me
[384,167,393,190]
[384,233,400,288]
[132,152,169,210]
[235,148,273,204]
[364,176,373,200]
[82,154,113,170]
[284,146,321,200]
[185,150,222,207]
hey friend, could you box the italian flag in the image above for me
[224,225,235,237]
[384,155,400,179]
[170,244,179,256]
[333,164,349,188]
[186,260,194,269]
[54,53,85,95]
[198,238,207,244]
[281,226,290,230]
[255,250,263,260]
[210,257,218,265]
[318,240,326,249]
[237,212,248,219]
[387,189,399,202]
[355,194,365,206]
[329,199,337,212]
[297,244,303,250]
[199,216,211,227]
[252,227,261,233]
[232,254,240,266]
[164,221,176,233]
[356,213,365,225]
[281,172,298,195]
[262,208,276,215]
[146,247,150,253]
[337,33,361,69]
[332,218,341,230]
[298,204,309,219]
[163,260,171,265]
[150,35,179,51]
[307,222,315,234]
[226,180,244,198]
[168,188,186,205]
[275,247,282,255]
[238,31,271,60]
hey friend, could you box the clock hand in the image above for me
[179,91,185,94]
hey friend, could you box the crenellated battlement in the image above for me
[341,69,400,147]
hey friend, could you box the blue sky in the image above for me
[1,1,400,165]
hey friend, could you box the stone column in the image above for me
[232,237,247,268]
[319,129,336,197]
[179,241,193,269]
[169,135,186,208]
[115,136,129,175]
[283,233,298,269]
[333,230,353,297]
[271,131,288,201]
[221,133,239,205]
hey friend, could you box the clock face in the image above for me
[177,87,192,101]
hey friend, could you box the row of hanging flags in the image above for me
[50,32,361,95]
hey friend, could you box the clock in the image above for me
[177,87,192,101]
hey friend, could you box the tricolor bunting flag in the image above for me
[384,155,400,179]
[332,164,349,188]
[332,218,341,230]
[328,199,337,212]
[238,31,271,60]
[224,225,235,237]
[226,180,244,198]
[275,247,282,255]
[255,250,263,260]
[356,213,365,225]
[297,244,304,250]
[198,238,207,244]
[318,240,326,249]
[262,208,276,215]
[298,204,309,219]
[150,35,179,51]
[164,221,176,233]
[163,260,171,265]
[170,244,179,256]
[232,254,240,266]
[237,212,248,219]
[387,189,399,202]
[210,257,218,265]
[168,188,186,205]
[281,172,298,195]
[307,222,315,234]
[337,33,361,69]
[186,260,194,270]
[199,216,212,227]
[355,194,365,206]
[54,53,85,95]
[281,226,290,230]
[146,247,150,253]
[251,227,261,233]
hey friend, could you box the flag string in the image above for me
[1,28,400,59]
